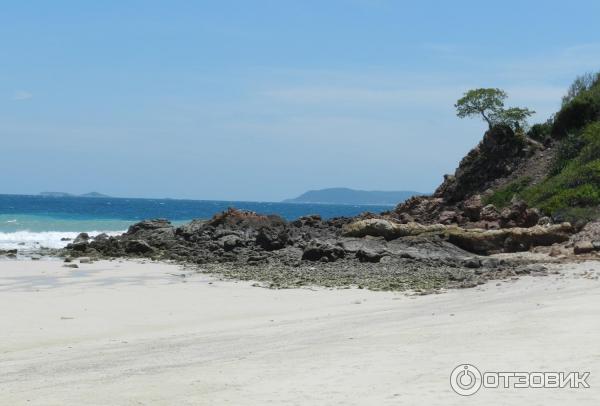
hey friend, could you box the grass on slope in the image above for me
[522,122,600,219]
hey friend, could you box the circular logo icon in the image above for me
[450,364,482,396]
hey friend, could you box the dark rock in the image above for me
[74,233,90,244]
[503,236,527,252]
[127,219,172,234]
[69,241,89,252]
[207,208,287,231]
[480,258,499,268]
[463,195,483,221]
[291,215,322,227]
[302,240,345,262]
[255,227,289,251]
[124,240,154,254]
[500,198,540,228]
[175,219,208,240]
[220,235,243,251]
[462,258,481,268]
[574,241,595,255]
[480,204,500,222]
[356,248,385,263]
[439,210,458,225]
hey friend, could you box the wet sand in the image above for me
[1,259,599,405]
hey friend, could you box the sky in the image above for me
[2,0,600,201]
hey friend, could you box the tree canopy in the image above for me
[455,88,534,130]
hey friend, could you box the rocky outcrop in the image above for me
[342,218,572,255]
[434,125,531,203]
[394,196,445,224]
[446,223,572,255]
[392,124,550,230]
[342,219,447,240]
[65,209,346,263]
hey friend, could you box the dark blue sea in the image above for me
[0,194,392,250]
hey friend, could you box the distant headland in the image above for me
[283,188,424,206]
[39,192,111,198]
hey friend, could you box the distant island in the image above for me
[39,192,111,198]
[283,188,424,206]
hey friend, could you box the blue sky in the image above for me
[2,0,600,201]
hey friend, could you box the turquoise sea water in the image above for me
[0,194,392,250]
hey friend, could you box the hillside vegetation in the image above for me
[486,72,600,222]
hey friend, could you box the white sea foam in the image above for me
[0,231,125,251]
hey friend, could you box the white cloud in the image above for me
[13,90,33,101]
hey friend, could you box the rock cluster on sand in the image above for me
[63,208,551,291]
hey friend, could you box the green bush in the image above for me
[484,177,532,208]
[522,122,600,216]
[578,122,600,162]
[551,77,600,138]
[550,131,587,175]
[527,120,552,142]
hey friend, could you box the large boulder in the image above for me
[462,195,483,221]
[255,227,290,251]
[123,219,176,249]
[480,204,500,222]
[499,198,540,228]
[206,208,287,232]
[124,239,154,254]
[73,233,90,244]
[219,235,243,251]
[301,240,345,262]
[355,247,386,263]
[126,219,172,234]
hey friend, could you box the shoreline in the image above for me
[1,258,598,404]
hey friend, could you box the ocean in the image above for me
[0,194,392,251]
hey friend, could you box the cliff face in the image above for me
[433,125,530,203]
[393,124,547,230]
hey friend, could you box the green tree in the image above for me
[455,88,506,129]
[455,88,534,131]
[491,107,535,131]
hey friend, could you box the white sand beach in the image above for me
[1,259,599,405]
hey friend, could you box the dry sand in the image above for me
[0,258,599,405]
